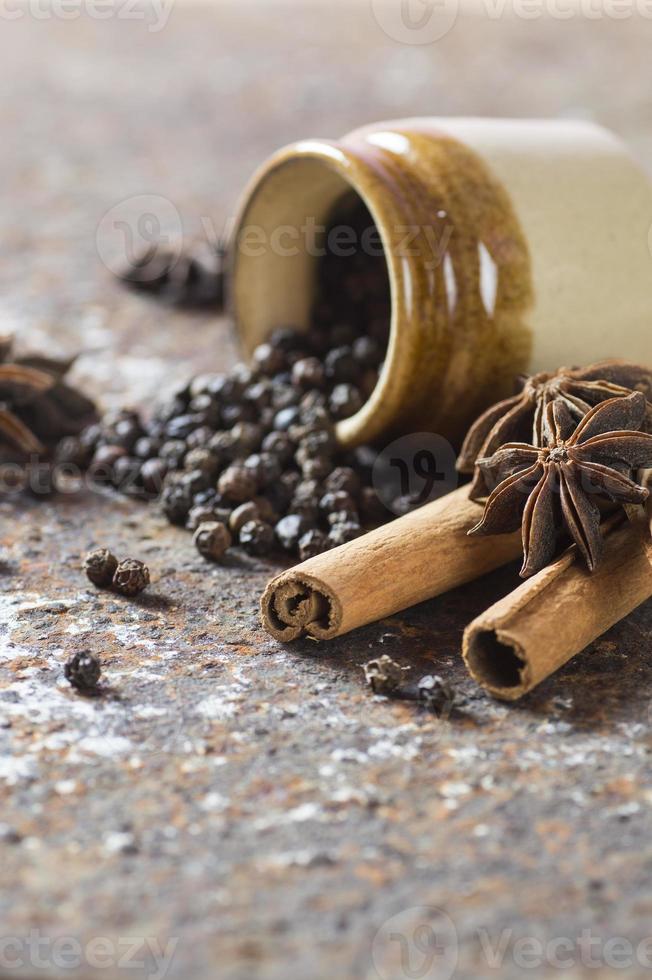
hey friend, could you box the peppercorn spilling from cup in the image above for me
[66,200,394,562]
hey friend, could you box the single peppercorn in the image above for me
[252,342,286,375]
[328,521,363,548]
[83,548,118,588]
[291,357,325,390]
[218,464,258,503]
[329,383,364,420]
[140,457,168,496]
[324,346,358,383]
[160,479,193,525]
[193,521,232,561]
[239,519,275,557]
[64,651,102,692]
[298,529,330,561]
[112,558,150,597]
[324,466,361,499]
[275,513,310,551]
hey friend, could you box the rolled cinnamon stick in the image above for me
[261,486,521,642]
[463,511,652,700]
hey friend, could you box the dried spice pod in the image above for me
[116,239,226,310]
[64,651,102,692]
[83,548,119,588]
[112,558,150,597]
[469,392,652,577]
[0,337,96,461]
[458,360,652,498]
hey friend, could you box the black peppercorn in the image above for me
[352,335,383,367]
[183,447,219,475]
[291,357,325,390]
[261,430,294,463]
[298,529,330,561]
[218,464,259,503]
[328,522,363,548]
[239,519,275,557]
[273,406,301,432]
[324,346,358,383]
[88,444,127,483]
[275,513,310,551]
[329,383,364,420]
[113,558,150,596]
[64,651,102,692]
[359,486,386,525]
[159,439,188,467]
[291,479,322,521]
[324,466,361,499]
[160,480,193,524]
[185,425,215,450]
[252,342,286,375]
[207,430,238,462]
[300,456,333,482]
[243,452,282,489]
[83,548,118,588]
[193,520,232,561]
[231,421,264,454]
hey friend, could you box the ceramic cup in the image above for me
[230,118,652,448]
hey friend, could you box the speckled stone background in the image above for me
[2,3,652,979]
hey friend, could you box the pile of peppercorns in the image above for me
[60,201,394,563]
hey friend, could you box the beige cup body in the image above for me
[230,118,652,448]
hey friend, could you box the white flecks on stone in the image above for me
[73,735,134,758]
[103,831,138,855]
[200,792,229,812]
[0,754,38,785]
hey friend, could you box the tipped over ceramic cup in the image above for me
[230,118,652,448]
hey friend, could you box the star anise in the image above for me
[458,360,652,499]
[0,337,96,460]
[468,391,652,578]
[117,238,226,309]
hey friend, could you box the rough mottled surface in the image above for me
[1,4,652,980]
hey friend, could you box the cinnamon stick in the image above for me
[260,486,521,642]
[463,510,652,700]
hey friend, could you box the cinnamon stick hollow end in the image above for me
[261,572,343,642]
[463,624,533,701]
[463,516,652,700]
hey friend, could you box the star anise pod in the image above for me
[468,391,652,578]
[117,238,226,309]
[0,337,96,460]
[458,360,652,499]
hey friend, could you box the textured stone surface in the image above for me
[1,5,652,980]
